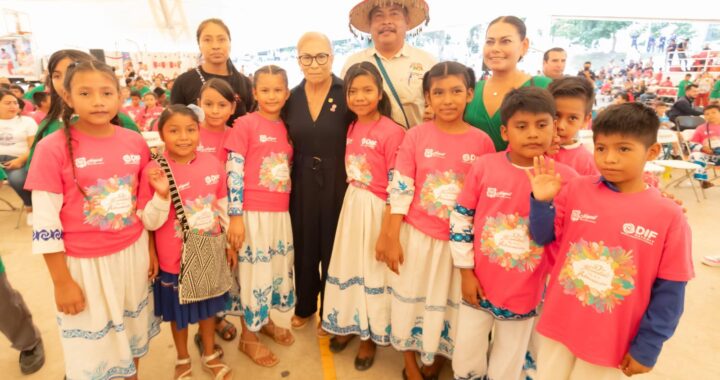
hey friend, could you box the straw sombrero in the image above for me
[349,0,430,37]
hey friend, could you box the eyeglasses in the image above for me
[298,53,330,67]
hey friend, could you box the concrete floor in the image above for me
[0,175,719,380]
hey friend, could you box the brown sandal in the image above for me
[238,338,279,367]
[260,323,295,346]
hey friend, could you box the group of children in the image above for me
[16,43,693,380]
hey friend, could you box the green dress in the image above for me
[677,79,691,99]
[26,113,140,167]
[465,76,552,151]
[711,80,720,100]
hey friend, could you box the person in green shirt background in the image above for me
[464,16,552,151]
[26,49,140,168]
[677,73,692,99]
[710,75,720,102]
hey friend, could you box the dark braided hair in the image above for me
[61,60,121,196]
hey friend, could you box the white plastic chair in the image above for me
[653,129,705,202]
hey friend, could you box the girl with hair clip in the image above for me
[196,78,237,162]
[171,18,254,126]
[26,49,140,169]
[224,65,295,367]
[24,60,160,380]
[137,105,234,380]
[379,61,495,380]
[320,61,405,371]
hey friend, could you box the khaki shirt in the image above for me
[342,44,437,129]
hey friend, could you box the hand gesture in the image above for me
[526,156,562,202]
[147,168,170,199]
[384,237,404,275]
[148,249,159,281]
[701,146,713,155]
[619,353,652,377]
[228,216,245,251]
[226,247,238,270]
[460,269,485,306]
[54,279,86,315]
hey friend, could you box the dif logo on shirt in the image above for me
[622,223,658,245]
[122,154,141,165]
[205,174,220,185]
[462,154,478,164]
[361,138,378,149]
[486,187,512,199]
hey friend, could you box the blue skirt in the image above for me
[153,270,229,330]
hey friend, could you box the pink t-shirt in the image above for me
[345,116,405,200]
[198,125,228,162]
[122,105,143,124]
[138,152,227,274]
[25,125,150,258]
[456,152,578,314]
[32,110,46,125]
[395,122,495,240]
[537,176,694,367]
[551,142,599,176]
[20,101,34,116]
[138,106,164,131]
[689,123,720,148]
[225,112,293,212]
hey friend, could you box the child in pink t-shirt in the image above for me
[137,92,164,131]
[547,77,599,176]
[688,104,720,187]
[224,65,295,367]
[320,62,405,367]
[24,61,158,380]
[450,87,578,380]
[137,105,234,380]
[381,62,495,379]
[197,78,234,162]
[121,91,143,124]
[528,103,693,379]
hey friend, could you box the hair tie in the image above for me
[187,104,205,122]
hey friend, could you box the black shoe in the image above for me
[354,354,375,371]
[19,341,45,375]
[329,336,353,353]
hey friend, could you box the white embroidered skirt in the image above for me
[58,230,161,380]
[321,185,391,344]
[227,211,295,331]
[389,222,461,365]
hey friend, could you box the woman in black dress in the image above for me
[283,32,353,334]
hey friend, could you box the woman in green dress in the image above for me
[26,50,139,167]
[465,16,551,151]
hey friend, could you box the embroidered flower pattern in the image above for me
[480,213,543,272]
[419,170,463,219]
[346,154,373,187]
[558,240,636,313]
[83,175,137,230]
[258,152,290,192]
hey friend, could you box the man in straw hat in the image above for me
[343,0,436,129]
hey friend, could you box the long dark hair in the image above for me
[61,60,121,196]
[33,50,94,149]
[343,62,392,122]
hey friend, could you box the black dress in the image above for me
[171,63,254,125]
[283,75,352,318]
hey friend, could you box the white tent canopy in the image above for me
[3,0,719,55]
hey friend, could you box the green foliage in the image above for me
[551,19,632,49]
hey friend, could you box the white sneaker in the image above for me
[701,255,720,267]
[26,212,32,227]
